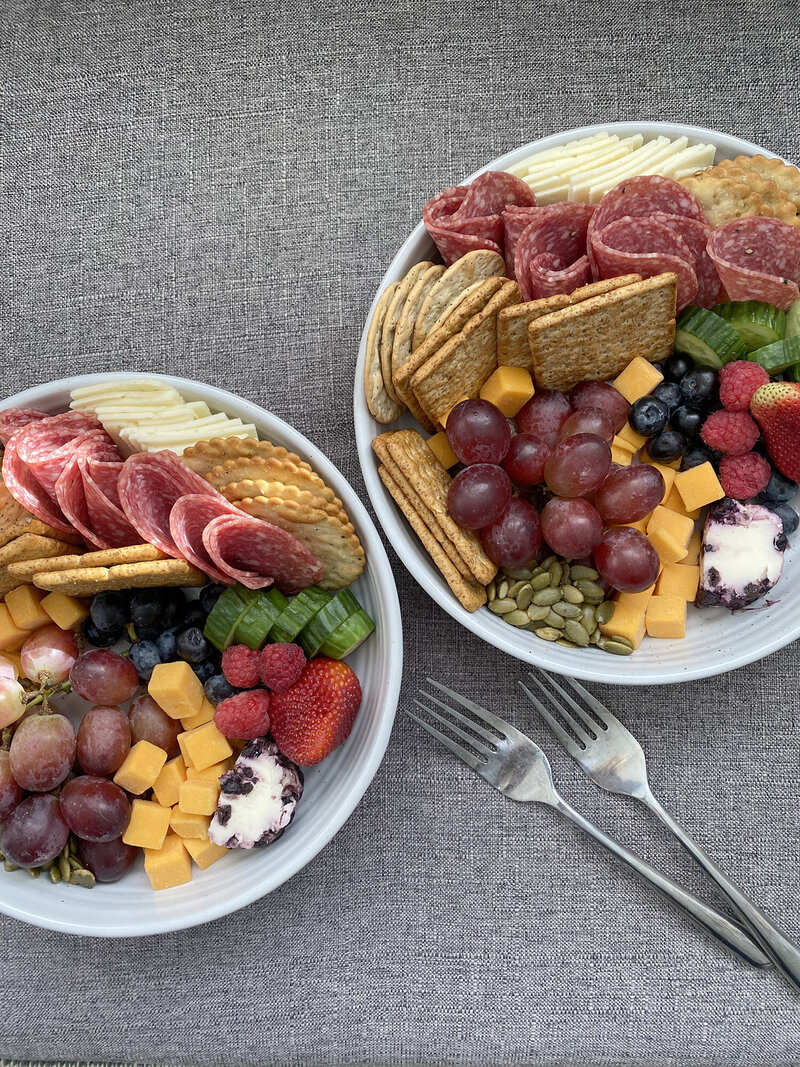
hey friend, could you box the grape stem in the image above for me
[23,680,72,711]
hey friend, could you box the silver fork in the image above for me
[521,669,800,989]
[409,679,769,969]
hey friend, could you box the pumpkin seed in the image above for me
[564,620,591,646]
[503,566,534,580]
[556,639,578,648]
[69,868,96,889]
[28,867,40,878]
[544,610,567,629]
[547,563,562,587]
[497,579,509,600]
[504,609,530,627]
[49,865,62,885]
[59,855,71,881]
[486,580,497,602]
[527,604,551,622]
[507,580,527,599]
[608,634,634,650]
[552,601,582,619]
[532,587,561,606]
[534,627,562,642]
[69,855,82,870]
[570,564,599,582]
[540,555,557,570]
[575,579,605,603]
[560,584,584,605]
[4,861,18,873]
[580,605,597,634]
[596,601,615,625]
[516,584,534,610]
[489,597,517,615]
[601,638,635,656]
[531,572,552,591]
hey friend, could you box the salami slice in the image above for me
[54,454,107,549]
[82,458,124,509]
[1,428,73,533]
[79,459,141,549]
[0,409,49,446]
[589,215,699,311]
[513,203,596,301]
[453,171,538,220]
[651,212,724,308]
[24,428,118,496]
[169,495,239,584]
[706,217,800,311]
[504,206,545,277]
[202,513,324,594]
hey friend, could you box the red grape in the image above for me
[516,390,572,448]
[20,625,78,685]
[544,434,612,498]
[0,677,26,729]
[60,776,131,842]
[9,713,76,792]
[501,433,551,486]
[1,793,69,868]
[447,464,512,529]
[482,499,542,569]
[129,694,180,756]
[70,649,139,705]
[446,399,511,464]
[594,465,665,525]
[558,407,615,447]
[541,498,604,558]
[76,705,131,776]
[570,381,630,432]
[594,527,660,593]
[0,749,23,823]
[78,836,139,883]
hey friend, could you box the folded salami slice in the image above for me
[590,215,699,311]
[454,171,538,219]
[706,217,800,311]
[504,206,544,276]
[24,428,118,497]
[82,458,124,509]
[79,459,141,549]
[2,426,74,533]
[202,513,324,594]
[54,454,107,549]
[0,409,49,446]
[651,212,724,308]
[169,495,239,584]
[513,203,596,301]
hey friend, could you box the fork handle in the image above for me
[642,794,800,989]
[553,797,771,969]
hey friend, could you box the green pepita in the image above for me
[532,587,561,607]
[596,601,615,626]
[4,861,18,873]
[580,605,597,634]
[544,610,567,629]
[534,627,562,642]
[50,865,62,885]
[575,579,605,604]
[560,584,584,605]
[69,868,96,889]
[564,620,591,646]
[486,580,497,602]
[516,584,534,610]
[552,601,582,619]
[608,634,635,650]
[601,638,635,656]
[488,597,517,615]
[503,566,534,581]
[504,609,531,627]
[555,639,578,648]
[531,572,552,591]
[507,580,527,599]
[28,867,40,878]
[527,604,551,622]
[547,563,562,587]
[497,579,509,600]
[570,565,599,582]
[540,555,557,570]
[59,855,71,881]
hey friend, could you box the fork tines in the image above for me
[518,669,619,753]
[408,679,507,769]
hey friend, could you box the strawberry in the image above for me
[750,382,800,481]
[268,658,362,766]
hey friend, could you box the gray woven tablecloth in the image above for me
[3,1,800,1064]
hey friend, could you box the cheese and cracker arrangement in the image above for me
[364,133,800,656]
[0,379,375,892]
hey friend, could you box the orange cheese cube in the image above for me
[443,395,471,427]
[184,837,229,870]
[683,529,702,566]
[144,834,192,891]
[180,698,216,732]
[656,563,700,601]
[640,462,676,503]
[611,432,637,455]
[169,808,210,840]
[611,444,633,467]
[151,754,187,808]
[674,462,724,513]
[179,777,220,816]
[148,661,204,721]
[648,527,688,565]
[647,506,695,549]
[5,585,50,631]
[663,482,701,520]
[0,651,22,678]
[615,421,648,453]
[0,605,28,651]
[612,357,664,403]
[479,366,535,417]
[186,758,233,781]
[646,594,687,639]
[122,798,172,849]
[616,584,656,611]
[619,517,648,533]
[178,721,233,771]
[426,432,458,470]
[598,599,646,648]
[40,591,90,630]
[113,740,168,795]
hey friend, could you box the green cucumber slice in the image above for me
[712,300,787,352]
[203,586,259,652]
[787,299,800,339]
[319,609,376,659]
[299,590,361,658]
[747,336,800,375]
[674,308,749,368]
[234,588,290,650]
[269,587,331,644]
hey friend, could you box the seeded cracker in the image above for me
[679,172,770,229]
[181,438,313,479]
[391,264,445,389]
[7,542,166,581]
[364,281,404,423]
[380,262,433,405]
[32,559,206,596]
[204,455,341,508]
[731,154,800,212]
[220,479,346,520]
[412,250,506,350]
[0,534,78,568]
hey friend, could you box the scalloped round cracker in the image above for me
[221,479,346,520]
[204,454,338,506]
[181,438,313,479]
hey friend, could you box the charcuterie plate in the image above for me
[354,122,800,684]
[0,373,402,936]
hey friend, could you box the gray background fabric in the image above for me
[2,1,800,1063]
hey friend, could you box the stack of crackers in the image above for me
[680,154,800,229]
[10,545,206,597]
[0,476,84,597]
[182,437,365,590]
[365,249,521,432]
[372,429,497,611]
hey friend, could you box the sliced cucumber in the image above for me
[674,308,749,368]
[299,590,361,658]
[713,301,786,352]
[319,609,376,659]
[269,587,331,644]
[234,588,290,650]
[747,336,800,375]
[203,586,259,652]
[787,298,800,339]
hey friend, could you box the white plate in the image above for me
[354,121,796,686]
[0,372,403,936]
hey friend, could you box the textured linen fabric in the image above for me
[2,1,800,1064]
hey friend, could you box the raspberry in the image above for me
[221,645,261,689]
[700,410,760,455]
[260,643,306,692]
[718,361,770,412]
[719,452,772,500]
[213,690,271,740]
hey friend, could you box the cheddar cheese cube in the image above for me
[648,527,689,565]
[184,837,229,870]
[479,366,535,417]
[674,462,724,513]
[0,651,22,678]
[180,698,216,732]
[647,506,694,547]
[611,444,633,467]
[598,599,646,648]
[122,798,172,850]
[656,563,700,602]
[683,529,703,566]
[612,356,664,403]
[426,432,459,471]
[615,421,648,453]
[169,808,211,840]
[642,462,676,503]
[616,584,656,611]
[151,754,187,808]
[611,432,637,455]
[113,740,168,795]
[5,585,50,631]
[443,395,471,427]
[177,720,233,771]
[143,834,192,890]
[646,594,687,639]
[0,605,28,652]
[148,661,204,721]
[179,777,220,816]
[663,482,700,520]
[186,758,233,782]
[620,514,651,534]
[40,591,90,630]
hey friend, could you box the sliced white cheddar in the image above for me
[507,133,616,176]
[585,137,692,202]
[70,381,181,407]
[521,136,642,182]
[662,143,716,179]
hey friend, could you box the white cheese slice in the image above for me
[507,133,616,176]
[662,143,716,179]
[522,136,643,182]
[585,137,692,202]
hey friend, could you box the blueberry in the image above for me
[130,590,164,639]
[682,445,714,470]
[200,584,227,616]
[82,617,122,648]
[129,640,162,682]
[176,625,209,664]
[760,468,798,503]
[650,361,665,376]
[204,673,237,706]
[161,589,187,629]
[670,404,704,437]
[647,429,686,462]
[680,367,718,407]
[90,592,127,635]
[628,396,670,437]
[182,604,206,631]
[156,627,178,661]
[192,659,216,683]
[760,500,800,536]
[652,381,683,412]
[663,353,694,383]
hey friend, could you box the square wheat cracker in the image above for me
[32,559,206,596]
